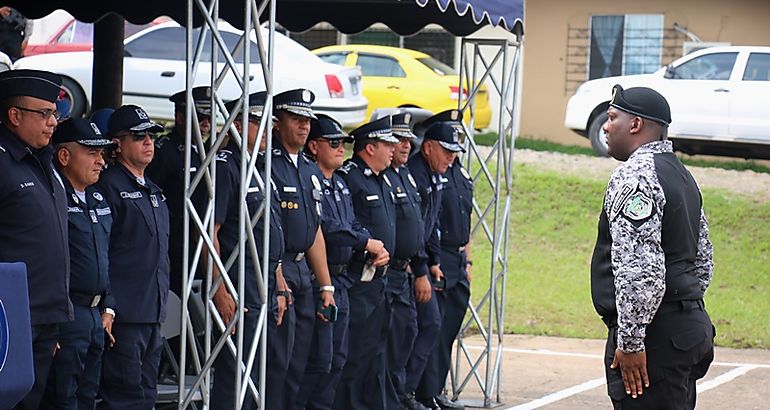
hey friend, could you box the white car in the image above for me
[15,21,368,127]
[565,46,770,159]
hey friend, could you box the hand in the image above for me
[213,288,238,334]
[465,262,472,283]
[610,348,649,398]
[430,265,444,291]
[316,290,336,322]
[0,8,11,18]
[102,312,116,348]
[366,239,390,267]
[414,275,432,303]
[275,290,289,326]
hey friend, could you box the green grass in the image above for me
[467,164,770,349]
[473,133,770,174]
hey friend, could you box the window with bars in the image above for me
[589,14,664,79]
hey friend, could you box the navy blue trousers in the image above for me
[296,279,350,410]
[273,259,314,410]
[12,324,59,410]
[211,309,261,410]
[404,285,441,395]
[98,323,162,410]
[41,305,104,410]
[333,277,389,410]
[384,269,418,406]
[417,248,470,399]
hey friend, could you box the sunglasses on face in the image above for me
[13,106,62,121]
[321,138,345,149]
[120,131,156,141]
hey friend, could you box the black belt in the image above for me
[442,244,467,253]
[70,292,103,308]
[349,261,388,278]
[328,264,347,276]
[388,258,410,271]
[285,252,305,262]
[657,299,705,315]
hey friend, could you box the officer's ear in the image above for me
[56,145,71,167]
[111,137,121,154]
[307,139,319,157]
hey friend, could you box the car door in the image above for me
[663,51,738,139]
[122,27,188,120]
[729,51,770,142]
[352,53,408,111]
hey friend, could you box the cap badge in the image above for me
[404,113,411,123]
[610,87,618,105]
[450,111,459,121]
[90,122,102,136]
[135,108,149,120]
[302,89,312,102]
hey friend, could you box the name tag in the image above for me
[396,192,407,198]
[366,195,379,201]
[96,207,111,216]
[120,191,143,199]
[150,194,159,208]
[67,207,83,213]
[19,181,35,189]
[283,186,297,193]
[247,186,260,193]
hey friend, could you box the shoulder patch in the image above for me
[622,192,653,221]
[338,161,357,175]
[216,151,230,162]
[609,180,638,221]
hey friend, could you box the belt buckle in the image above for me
[294,252,305,262]
[90,294,101,308]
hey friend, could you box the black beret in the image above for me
[108,105,165,136]
[610,84,671,126]
[274,88,317,119]
[391,112,417,139]
[309,113,352,142]
[424,122,465,153]
[0,69,63,102]
[168,86,213,114]
[349,116,398,143]
[225,91,268,119]
[52,118,114,147]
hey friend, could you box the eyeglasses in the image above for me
[119,131,156,141]
[13,106,61,121]
[321,139,345,149]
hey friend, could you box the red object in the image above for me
[325,74,344,98]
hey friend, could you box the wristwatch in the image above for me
[319,285,335,294]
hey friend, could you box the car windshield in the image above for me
[417,57,457,76]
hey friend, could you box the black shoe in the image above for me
[401,394,430,410]
[417,397,440,409]
[434,394,465,410]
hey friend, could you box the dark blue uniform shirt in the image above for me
[384,166,425,269]
[319,173,370,289]
[406,153,443,277]
[61,175,115,309]
[438,159,473,248]
[214,142,285,308]
[0,125,72,325]
[97,163,170,323]
[270,138,324,254]
[337,155,396,263]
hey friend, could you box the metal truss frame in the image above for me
[452,36,523,408]
[177,0,276,408]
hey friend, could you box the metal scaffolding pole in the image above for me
[178,0,276,408]
[452,35,523,408]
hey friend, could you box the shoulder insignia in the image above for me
[408,173,417,188]
[460,166,471,180]
[311,174,321,191]
[383,174,392,187]
[93,192,103,202]
[0,144,5,152]
[609,181,638,220]
[363,168,372,177]
[338,161,357,175]
[273,148,282,156]
[216,151,229,162]
[623,192,653,221]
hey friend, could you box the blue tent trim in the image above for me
[416,0,523,33]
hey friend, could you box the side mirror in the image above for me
[664,64,676,79]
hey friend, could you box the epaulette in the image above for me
[0,143,5,153]
[272,148,282,156]
[154,134,171,148]
[301,151,313,163]
[216,150,231,162]
[337,160,357,175]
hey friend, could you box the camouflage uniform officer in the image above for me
[591,85,714,409]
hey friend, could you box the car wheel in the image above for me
[60,77,88,118]
[588,111,609,157]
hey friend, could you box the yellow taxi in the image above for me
[313,44,491,129]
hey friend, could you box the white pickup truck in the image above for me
[564,46,770,159]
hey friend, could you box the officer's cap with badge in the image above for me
[415,109,464,137]
[225,91,271,121]
[308,113,352,142]
[391,112,417,140]
[424,121,466,153]
[349,116,398,144]
[274,88,317,119]
[108,104,165,137]
[0,69,63,103]
[52,117,114,147]
[609,84,671,126]
[168,86,213,116]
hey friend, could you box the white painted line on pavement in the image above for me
[464,345,770,368]
[503,377,606,410]
[697,365,758,392]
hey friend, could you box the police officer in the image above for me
[0,69,72,410]
[381,112,428,410]
[97,105,170,409]
[332,116,398,410]
[270,88,336,409]
[405,120,463,409]
[147,86,212,295]
[591,85,714,409]
[417,111,471,410]
[209,92,289,410]
[41,118,116,410]
[297,114,388,409]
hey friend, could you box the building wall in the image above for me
[521,0,770,146]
